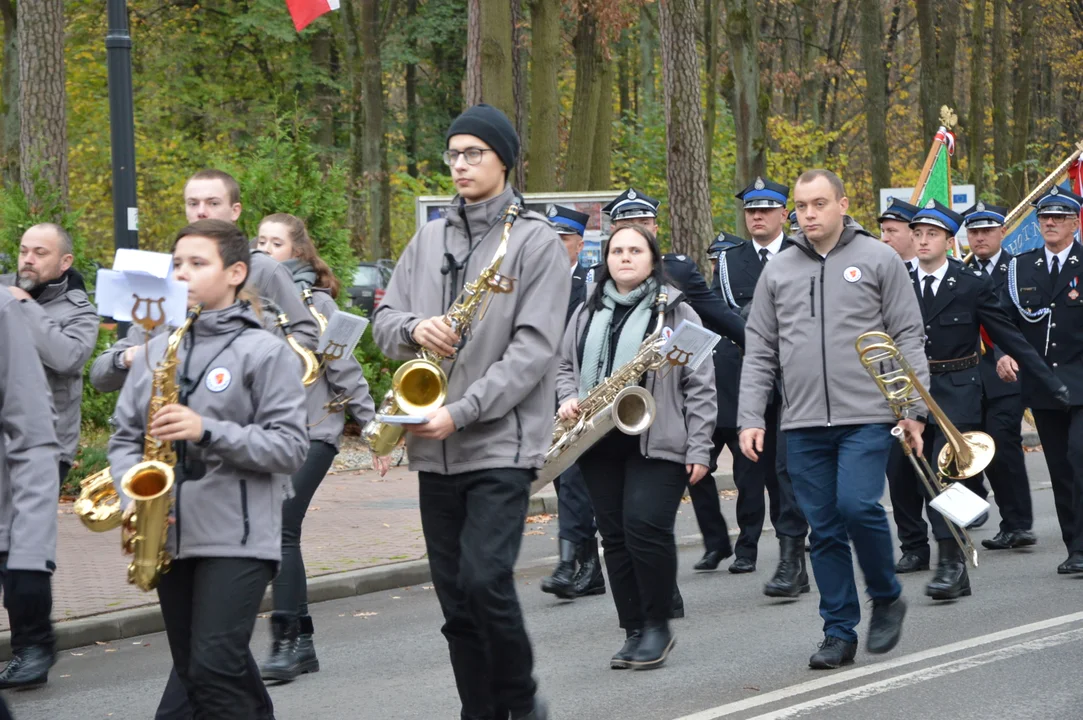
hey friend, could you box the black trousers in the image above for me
[553,462,597,546]
[418,467,537,720]
[691,427,737,555]
[155,558,275,720]
[59,462,71,486]
[579,432,687,629]
[980,393,1033,532]
[0,554,53,652]
[273,440,337,617]
[1032,407,1083,555]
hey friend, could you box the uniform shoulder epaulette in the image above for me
[584,263,602,283]
[516,207,550,223]
[66,288,93,308]
[720,240,746,253]
[1014,246,1041,258]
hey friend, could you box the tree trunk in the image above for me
[479,0,515,117]
[722,0,766,237]
[639,4,657,115]
[405,0,419,178]
[359,0,391,258]
[526,0,559,191]
[936,0,958,120]
[341,0,367,256]
[968,0,986,195]
[0,0,17,187]
[992,0,1009,200]
[311,30,335,150]
[618,35,631,121]
[589,58,613,191]
[466,0,483,106]
[1007,0,1033,206]
[511,0,526,189]
[659,0,712,258]
[18,0,67,209]
[564,8,601,191]
[859,0,891,193]
[797,1,821,126]
[703,0,718,179]
[915,1,939,141]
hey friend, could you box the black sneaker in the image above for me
[808,635,857,670]
[867,596,906,654]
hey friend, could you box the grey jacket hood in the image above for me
[372,184,570,474]
[108,301,309,562]
[738,217,930,432]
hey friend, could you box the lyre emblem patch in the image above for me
[205,367,232,393]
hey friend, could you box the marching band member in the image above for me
[739,170,922,669]
[895,201,1065,601]
[108,219,308,719]
[998,186,1082,575]
[557,224,717,670]
[372,104,564,720]
[254,213,386,682]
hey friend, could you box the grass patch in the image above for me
[63,425,111,498]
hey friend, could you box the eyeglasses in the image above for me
[1039,214,1075,224]
[442,148,493,166]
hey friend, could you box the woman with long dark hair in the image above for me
[556,225,717,670]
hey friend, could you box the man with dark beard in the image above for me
[1,224,99,483]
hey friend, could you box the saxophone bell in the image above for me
[276,312,320,387]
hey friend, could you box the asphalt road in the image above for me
[10,452,1083,720]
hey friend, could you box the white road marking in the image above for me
[671,611,1083,720]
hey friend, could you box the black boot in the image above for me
[764,536,810,598]
[670,586,685,619]
[260,614,301,683]
[572,536,606,596]
[925,541,971,600]
[540,539,578,600]
[295,614,320,674]
[629,620,675,670]
[0,644,55,689]
[610,628,642,669]
[808,635,857,670]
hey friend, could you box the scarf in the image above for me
[579,278,658,398]
[283,258,317,291]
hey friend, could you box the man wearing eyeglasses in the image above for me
[998,186,1083,576]
[373,104,566,720]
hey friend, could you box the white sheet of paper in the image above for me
[112,248,174,279]
[374,414,430,425]
[318,312,370,359]
[94,268,189,326]
[929,483,990,527]
[93,269,127,318]
[657,319,721,372]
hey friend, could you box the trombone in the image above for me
[856,331,995,567]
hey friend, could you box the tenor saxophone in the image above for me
[362,203,521,455]
[534,290,669,491]
[119,305,202,591]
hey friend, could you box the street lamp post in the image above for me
[106,0,138,253]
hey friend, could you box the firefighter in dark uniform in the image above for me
[998,186,1083,575]
[878,197,921,275]
[716,177,810,597]
[892,200,1067,600]
[961,202,1037,549]
[541,204,605,599]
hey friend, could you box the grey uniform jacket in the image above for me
[108,303,309,562]
[372,185,570,474]
[556,285,717,467]
[305,289,376,449]
[1,272,99,464]
[0,291,62,572]
[737,218,930,432]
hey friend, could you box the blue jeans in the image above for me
[786,423,902,643]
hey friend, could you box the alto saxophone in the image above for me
[267,303,320,387]
[363,203,521,455]
[120,304,202,591]
[302,288,328,335]
[534,290,669,490]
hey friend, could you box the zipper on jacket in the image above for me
[174,481,183,557]
[809,277,816,317]
[239,479,250,546]
[818,262,832,425]
[642,371,658,459]
[513,408,523,464]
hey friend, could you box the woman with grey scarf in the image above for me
[556,225,717,670]
[254,213,389,682]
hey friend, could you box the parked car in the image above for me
[346,260,394,316]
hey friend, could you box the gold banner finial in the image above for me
[939,105,958,129]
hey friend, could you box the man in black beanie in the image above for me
[373,104,566,719]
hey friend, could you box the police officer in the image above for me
[540,204,605,600]
[878,197,921,275]
[893,200,1066,600]
[998,186,1083,575]
[717,177,810,596]
[0,279,63,691]
[961,203,1037,549]
[1,224,99,485]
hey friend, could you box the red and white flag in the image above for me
[285,0,340,32]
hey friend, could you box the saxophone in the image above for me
[533,290,669,491]
[119,305,201,591]
[362,203,521,455]
[274,309,320,387]
[302,288,328,335]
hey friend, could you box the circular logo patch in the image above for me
[843,266,862,283]
[205,367,232,393]
[661,326,674,341]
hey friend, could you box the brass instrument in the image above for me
[275,311,320,387]
[362,203,521,456]
[534,291,669,492]
[302,288,328,335]
[74,469,122,531]
[856,331,994,567]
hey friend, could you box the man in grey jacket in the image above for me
[0,290,62,689]
[738,170,929,670]
[1,223,99,483]
[373,104,564,720]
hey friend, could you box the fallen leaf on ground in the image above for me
[525,513,552,524]
[353,611,378,618]
[383,523,390,528]
[524,530,545,536]
[95,641,109,646]
[744,686,760,692]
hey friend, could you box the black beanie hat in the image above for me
[446,104,519,172]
